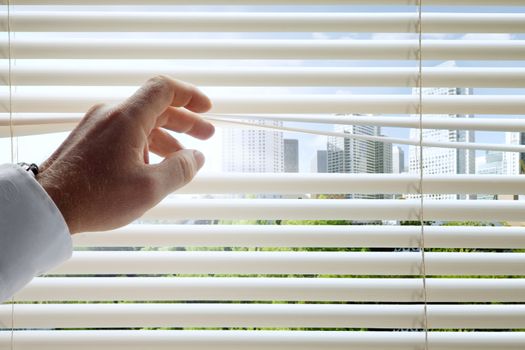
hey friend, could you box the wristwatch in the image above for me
[18,162,40,177]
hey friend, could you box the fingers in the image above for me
[156,106,215,140]
[151,149,205,197]
[148,127,185,158]
[122,75,212,132]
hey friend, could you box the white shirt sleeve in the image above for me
[0,163,72,303]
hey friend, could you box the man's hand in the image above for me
[36,76,214,234]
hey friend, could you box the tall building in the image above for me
[311,150,327,173]
[408,86,475,200]
[503,132,524,176]
[377,140,393,174]
[392,146,405,174]
[222,120,284,173]
[475,151,504,200]
[477,151,505,175]
[327,123,392,198]
[284,139,299,173]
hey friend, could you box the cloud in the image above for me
[422,33,455,40]
[460,33,515,40]
[312,32,361,40]
[371,33,418,40]
[311,32,331,40]
[372,32,516,41]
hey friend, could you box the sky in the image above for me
[1,4,524,173]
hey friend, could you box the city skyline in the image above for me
[326,122,393,199]
[408,86,476,200]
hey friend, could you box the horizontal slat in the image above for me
[10,0,525,5]
[73,225,525,249]
[3,113,525,135]
[2,331,525,350]
[3,39,524,60]
[49,251,525,275]
[16,277,525,302]
[212,114,525,132]
[3,331,525,350]
[143,199,525,222]
[2,66,524,88]
[3,116,525,138]
[0,122,73,137]
[2,303,524,329]
[2,93,525,115]
[178,174,525,195]
[7,12,525,33]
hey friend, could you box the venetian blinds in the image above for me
[1,0,525,349]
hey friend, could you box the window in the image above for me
[1,1,524,349]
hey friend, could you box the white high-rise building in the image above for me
[328,124,392,174]
[476,151,506,200]
[477,151,505,175]
[327,123,392,199]
[392,146,405,174]
[408,86,475,200]
[222,120,284,173]
[503,132,523,176]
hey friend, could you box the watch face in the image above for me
[17,163,39,176]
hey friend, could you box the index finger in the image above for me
[121,75,212,132]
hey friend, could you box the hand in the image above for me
[36,76,214,234]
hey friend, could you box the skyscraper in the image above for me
[284,139,299,173]
[503,132,524,176]
[327,123,392,198]
[222,120,284,173]
[328,124,391,174]
[392,146,405,174]
[477,150,515,200]
[311,150,327,173]
[477,151,505,175]
[408,86,475,200]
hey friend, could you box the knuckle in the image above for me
[149,74,169,84]
[148,75,172,93]
[84,103,108,118]
[173,155,196,186]
[136,75,174,107]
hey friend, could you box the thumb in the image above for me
[154,149,205,195]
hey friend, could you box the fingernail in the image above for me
[193,150,205,169]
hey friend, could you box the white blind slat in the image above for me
[73,225,525,249]
[176,174,525,195]
[228,114,525,132]
[16,277,525,303]
[2,304,524,329]
[3,39,524,60]
[3,93,525,115]
[142,199,525,222]
[3,114,525,136]
[7,12,525,33]
[49,251,525,276]
[3,66,524,88]
[1,330,524,350]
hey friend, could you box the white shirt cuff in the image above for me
[0,163,72,303]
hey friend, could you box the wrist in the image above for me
[36,172,76,235]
